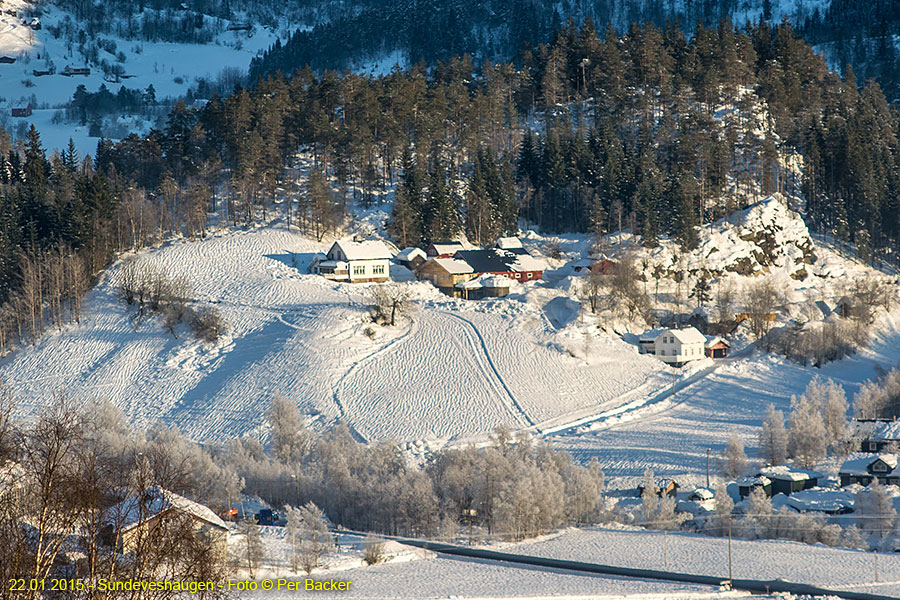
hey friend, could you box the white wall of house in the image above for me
[654,331,705,364]
[348,259,390,281]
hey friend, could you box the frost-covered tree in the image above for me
[297,502,331,573]
[640,469,658,523]
[234,519,265,577]
[788,392,828,467]
[744,485,773,539]
[803,378,848,447]
[712,482,734,536]
[759,404,788,465]
[722,432,747,478]
[855,479,897,536]
[267,393,311,465]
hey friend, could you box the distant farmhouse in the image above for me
[309,239,392,283]
[638,326,706,367]
[419,237,544,298]
[106,487,228,554]
[394,247,427,271]
[853,420,900,453]
[839,453,900,487]
[426,241,468,258]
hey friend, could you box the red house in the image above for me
[11,104,32,117]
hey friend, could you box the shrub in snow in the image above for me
[190,306,226,342]
[363,534,386,565]
[855,479,897,536]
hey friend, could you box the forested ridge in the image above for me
[1,19,900,350]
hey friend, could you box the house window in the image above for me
[660,350,666,356]
[873,462,887,472]
[353,265,366,276]
[526,272,533,280]
[869,442,878,451]
[372,264,385,275]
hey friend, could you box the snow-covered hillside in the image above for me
[0,223,674,445]
[0,0,278,154]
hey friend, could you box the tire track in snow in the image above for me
[443,312,536,427]
[331,316,420,443]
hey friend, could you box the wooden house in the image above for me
[63,65,90,76]
[737,475,773,498]
[590,258,618,275]
[419,258,474,294]
[856,420,900,453]
[394,247,426,271]
[839,453,900,487]
[637,478,679,498]
[644,327,706,367]
[704,336,730,359]
[107,487,228,555]
[226,23,251,31]
[426,241,466,258]
[757,466,820,496]
[453,247,544,283]
[455,278,484,300]
[11,104,32,117]
[310,239,392,283]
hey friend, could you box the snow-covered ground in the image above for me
[0,0,279,154]
[0,223,674,445]
[513,526,899,596]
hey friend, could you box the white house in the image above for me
[642,326,706,367]
[313,239,392,283]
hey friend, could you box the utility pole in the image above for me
[706,448,711,488]
[874,550,879,583]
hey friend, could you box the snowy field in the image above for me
[513,526,898,596]
[0,223,672,444]
[550,311,900,485]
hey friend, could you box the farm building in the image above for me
[757,466,820,496]
[479,274,513,298]
[639,326,706,367]
[62,65,90,76]
[572,256,618,275]
[0,56,16,64]
[394,247,426,270]
[637,478,678,498]
[853,420,900,453]
[105,487,228,555]
[455,278,484,300]
[704,336,730,358]
[310,239,392,283]
[839,453,900,487]
[426,241,467,258]
[453,247,543,283]
[11,104,32,117]
[737,475,773,498]
[419,258,474,293]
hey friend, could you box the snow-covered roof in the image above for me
[758,466,820,482]
[689,487,715,501]
[396,247,426,262]
[496,237,523,250]
[572,258,595,268]
[509,253,545,272]
[330,239,393,261]
[736,475,772,487]
[317,260,348,269]
[839,452,900,476]
[478,274,513,288]
[659,327,706,345]
[785,487,855,513]
[704,336,729,348]
[639,328,665,342]
[456,279,483,289]
[113,487,227,532]
[430,242,465,254]
[432,258,474,275]
[870,421,900,441]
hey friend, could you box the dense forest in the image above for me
[2,19,900,350]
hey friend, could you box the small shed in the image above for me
[637,478,679,498]
[455,278,484,300]
[590,258,618,275]
[426,241,466,258]
[11,104,32,117]
[572,258,595,274]
[480,274,513,298]
[0,56,16,64]
[689,487,715,502]
[704,336,730,359]
[395,247,426,270]
[757,466,820,496]
[737,475,772,498]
